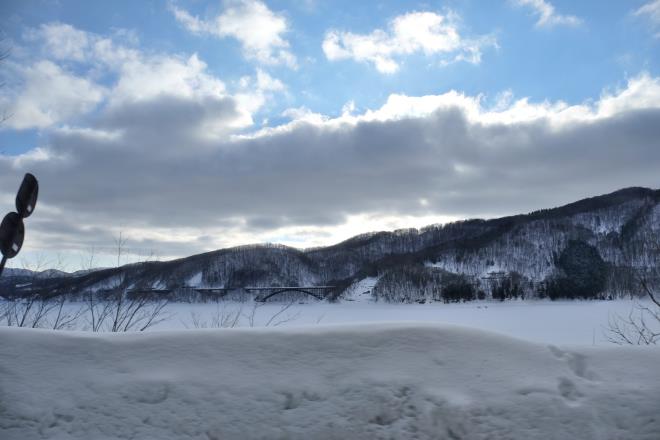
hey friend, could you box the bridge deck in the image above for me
[126,286,336,301]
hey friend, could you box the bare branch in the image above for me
[186,303,243,329]
[51,297,85,330]
[604,303,660,345]
[264,300,300,327]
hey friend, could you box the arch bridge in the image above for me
[126,285,336,302]
[245,286,335,302]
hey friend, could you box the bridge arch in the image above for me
[256,288,325,302]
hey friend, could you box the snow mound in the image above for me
[1,324,659,440]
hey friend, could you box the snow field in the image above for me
[1,298,651,344]
[161,299,648,345]
[1,323,659,440]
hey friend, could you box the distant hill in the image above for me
[2,187,658,302]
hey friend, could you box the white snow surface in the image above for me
[2,299,651,345]
[1,324,659,440]
[185,271,203,287]
[161,299,647,345]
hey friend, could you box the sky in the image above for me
[0,0,659,271]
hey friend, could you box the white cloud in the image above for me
[512,0,582,28]
[171,0,296,67]
[170,5,208,34]
[322,11,496,74]
[33,23,218,103]
[341,100,356,116]
[184,72,660,177]
[634,0,660,37]
[32,22,91,61]
[4,60,105,130]
[27,22,142,65]
[231,69,286,124]
[110,53,226,104]
[635,0,660,22]
[250,73,660,139]
[596,73,660,116]
[255,68,285,92]
[3,23,286,135]
[281,106,327,125]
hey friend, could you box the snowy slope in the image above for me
[341,276,379,302]
[1,325,659,440]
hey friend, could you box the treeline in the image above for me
[371,266,521,303]
[371,240,626,303]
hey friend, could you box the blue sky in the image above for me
[2,0,658,145]
[0,0,659,269]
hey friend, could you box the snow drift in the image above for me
[1,324,659,440]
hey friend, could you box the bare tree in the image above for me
[1,256,53,328]
[184,302,243,329]
[86,292,113,332]
[104,292,170,332]
[0,255,83,329]
[80,246,113,331]
[0,301,10,325]
[0,296,53,328]
[85,231,170,332]
[243,300,300,327]
[605,237,660,345]
[115,230,127,268]
[606,304,659,345]
[50,295,85,330]
[79,246,97,274]
[182,299,300,329]
[86,291,171,332]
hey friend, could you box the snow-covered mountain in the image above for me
[2,187,658,301]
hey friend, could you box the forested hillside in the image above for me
[2,187,658,302]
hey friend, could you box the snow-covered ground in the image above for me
[158,299,646,345]
[1,298,651,345]
[1,323,659,440]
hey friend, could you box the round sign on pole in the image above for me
[0,212,25,259]
[16,173,39,219]
[0,173,38,277]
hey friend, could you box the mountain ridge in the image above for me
[1,186,658,301]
